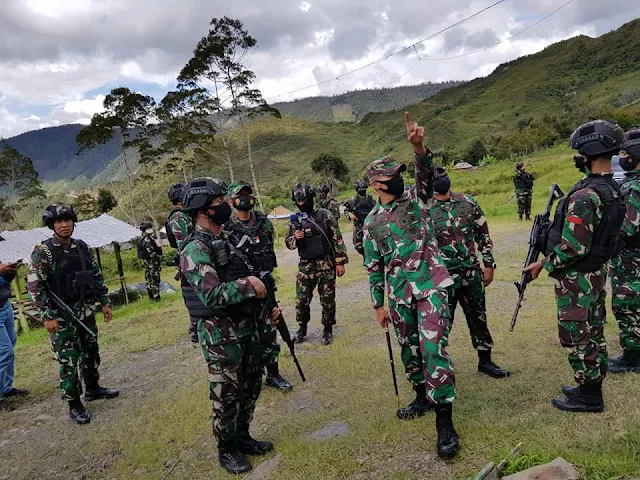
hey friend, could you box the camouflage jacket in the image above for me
[179,223,256,312]
[543,184,605,278]
[318,198,341,221]
[225,210,275,238]
[344,194,376,225]
[513,171,534,193]
[167,209,192,250]
[140,232,162,262]
[430,192,495,273]
[285,208,348,265]
[27,237,110,323]
[363,152,453,308]
[620,171,640,248]
[610,171,640,294]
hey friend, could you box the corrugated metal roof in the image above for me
[0,214,140,263]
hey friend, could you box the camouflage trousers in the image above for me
[54,315,100,400]
[447,268,494,351]
[610,251,640,352]
[516,191,532,217]
[143,258,162,300]
[389,289,456,405]
[296,259,336,327]
[553,269,608,385]
[198,315,262,444]
[353,224,365,257]
[259,319,280,368]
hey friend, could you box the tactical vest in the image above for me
[621,177,640,249]
[180,230,256,318]
[165,210,181,249]
[226,212,277,274]
[514,174,528,190]
[540,175,625,272]
[43,238,97,303]
[296,210,333,261]
[353,195,376,224]
[430,194,475,237]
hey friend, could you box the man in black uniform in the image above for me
[344,179,376,258]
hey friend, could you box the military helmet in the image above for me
[516,162,524,170]
[42,204,77,229]
[139,221,153,231]
[570,120,625,157]
[182,177,228,213]
[623,127,640,158]
[354,179,368,191]
[167,183,184,204]
[291,183,315,203]
[435,166,449,179]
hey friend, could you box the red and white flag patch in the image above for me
[567,215,583,225]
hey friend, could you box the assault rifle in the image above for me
[48,290,97,339]
[343,199,365,226]
[258,273,306,382]
[511,183,564,331]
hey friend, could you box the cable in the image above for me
[383,59,421,88]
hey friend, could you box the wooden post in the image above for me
[113,242,129,305]
[94,247,103,274]
[12,275,29,334]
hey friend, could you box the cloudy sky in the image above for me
[0,0,636,137]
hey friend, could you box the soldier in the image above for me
[285,184,348,345]
[513,162,534,220]
[27,204,118,424]
[363,112,459,459]
[165,183,198,342]
[524,120,626,412]
[179,178,280,475]
[136,221,162,301]
[317,184,341,220]
[609,127,640,373]
[225,181,293,392]
[430,167,509,378]
[344,179,376,258]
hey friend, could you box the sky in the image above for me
[0,0,637,137]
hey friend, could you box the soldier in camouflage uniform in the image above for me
[317,184,341,221]
[165,183,198,342]
[363,112,459,459]
[609,127,640,373]
[137,222,162,301]
[286,183,348,345]
[27,204,119,425]
[179,178,280,475]
[430,167,509,378]
[225,181,293,392]
[525,120,626,413]
[344,179,376,258]
[513,163,534,220]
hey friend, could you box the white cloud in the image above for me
[299,1,311,13]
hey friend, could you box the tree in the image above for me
[74,193,98,219]
[466,139,487,165]
[311,153,350,186]
[97,189,118,214]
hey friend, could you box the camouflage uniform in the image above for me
[363,153,456,404]
[610,170,640,352]
[180,224,261,444]
[344,194,376,257]
[430,192,495,351]
[27,238,110,400]
[514,169,534,219]
[285,210,348,329]
[167,209,192,249]
[318,198,341,221]
[140,232,162,300]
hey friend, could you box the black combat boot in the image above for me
[552,381,604,413]
[294,324,307,344]
[189,322,199,343]
[265,364,293,392]
[68,399,91,424]
[84,385,120,402]
[609,350,640,374]
[218,440,252,474]
[518,214,523,221]
[435,403,460,459]
[237,428,274,456]
[396,384,433,420]
[321,324,333,345]
[478,350,510,378]
[562,384,579,398]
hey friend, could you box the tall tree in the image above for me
[97,188,118,214]
[311,153,350,187]
[178,16,281,211]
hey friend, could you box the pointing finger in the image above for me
[405,112,412,132]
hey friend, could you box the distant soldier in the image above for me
[286,184,348,345]
[225,181,293,392]
[165,183,198,342]
[179,178,279,475]
[609,127,640,373]
[513,162,534,220]
[429,167,509,378]
[344,179,376,258]
[363,112,459,459]
[137,222,162,301]
[28,204,118,424]
[317,184,341,221]
[524,120,626,412]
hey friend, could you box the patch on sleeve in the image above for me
[567,215,583,225]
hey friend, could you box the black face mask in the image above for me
[207,202,232,226]
[573,155,591,174]
[234,194,255,211]
[433,178,451,195]
[318,192,328,200]
[619,155,638,172]
[298,198,314,213]
[357,189,367,197]
[378,175,404,196]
